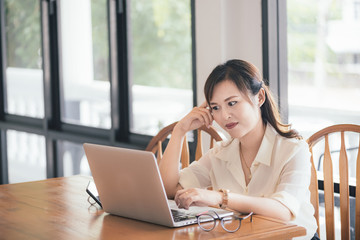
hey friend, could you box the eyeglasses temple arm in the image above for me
[239,212,253,221]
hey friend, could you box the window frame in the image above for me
[261,0,288,123]
[0,0,196,184]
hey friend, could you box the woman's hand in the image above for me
[174,188,222,210]
[174,102,213,135]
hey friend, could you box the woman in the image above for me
[159,59,317,239]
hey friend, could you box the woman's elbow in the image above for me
[276,209,293,222]
[165,183,182,199]
[166,190,176,199]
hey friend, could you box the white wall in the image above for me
[195,0,263,104]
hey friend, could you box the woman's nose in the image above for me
[222,109,231,120]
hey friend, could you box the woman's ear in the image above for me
[258,88,266,107]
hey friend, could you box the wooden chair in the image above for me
[307,124,360,240]
[145,122,223,168]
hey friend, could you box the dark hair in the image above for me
[204,59,301,139]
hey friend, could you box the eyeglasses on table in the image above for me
[196,210,253,233]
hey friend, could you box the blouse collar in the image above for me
[214,123,277,166]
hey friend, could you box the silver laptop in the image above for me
[83,143,233,227]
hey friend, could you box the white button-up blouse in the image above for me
[179,123,317,239]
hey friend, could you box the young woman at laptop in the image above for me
[159,59,318,239]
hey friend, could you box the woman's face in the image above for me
[209,80,263,139]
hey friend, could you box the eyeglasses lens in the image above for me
[197,214,216,231]
[221,216,241,233]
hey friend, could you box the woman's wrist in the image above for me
[219,189,230,209]
[173,122,188,137]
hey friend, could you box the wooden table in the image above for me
[0,176,306,239]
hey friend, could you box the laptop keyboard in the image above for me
[171,209,196,222]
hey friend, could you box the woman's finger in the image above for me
[199,101,208,108]
[177,104,214,133]
[196,107,213,127]
[175,189,189,205]
[180,193,195,209]
[175,189,194,209]
[184,110,209,129]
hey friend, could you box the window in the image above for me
[287,0,360,238]
[287,0,360,138]
[127,0,193,135]
[287,0,360,181]
[0,0,195,184]
[4,0,44,118]
[58,140,90,177]
[59,0,111,129]
[7,130,46,183]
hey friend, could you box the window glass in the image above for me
[287,1,359,238]
[58,141,90,177]
[287,0,360,139]
[127,0,193,135]
[7,130,46,183]
[287,0,360,175]
[4,0,44,118]
[59,0,111,128]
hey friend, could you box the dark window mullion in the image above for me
[128,133,152,150]
[116,0,129,142]
[191,0,197,108]
[3,115,43,133]
[0,130,8,184]
[0,0,7,184]
[0,0,6,120]
[46,138,57,178]
[189,0,197,161]
[261,0,288,122]
[0,122,43,137]
[109,0,120,144]
[61,123,110,140]
[46,0,62,130]
[42,0,61,178]
[47,128,112,146]
[41,0,53,130]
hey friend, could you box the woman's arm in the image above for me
[174,141,311,222]
[174,188,292,221]
[227,193,292,221]
[159,126,185,198]
[159,102,213,198]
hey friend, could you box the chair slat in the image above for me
[356,135,360,239]
[307,124,360,239]
[156,141,163,163]
[181,135,189,168]
[323,134,335,240]
[195,130,203,161]
[339,131,350,239]
[146,122,222,169]
[309,146,320,237]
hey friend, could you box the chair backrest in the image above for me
[307,124,360,240]
[145,122,223,168]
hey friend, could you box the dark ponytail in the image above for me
[261,85,301,139]
[204,59,301,139]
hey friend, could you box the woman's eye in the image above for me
[211,106,219,111]
[228,101,237,106]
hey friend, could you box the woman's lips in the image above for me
[225,122,238,129]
